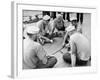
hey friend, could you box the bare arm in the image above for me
[63,32,67,44]
[70,41,77,67]
[62,32,69,47]
[38,21,46,35]
[71,53,76,67]
[51,20,56,34]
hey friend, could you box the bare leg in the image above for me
[63,53,71,64]
[40,36,53,44]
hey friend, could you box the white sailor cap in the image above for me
[65,25,75,32]
[70,17,77,21]
[43,15,50,20]
[26,26,39,34]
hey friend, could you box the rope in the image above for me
[52,47,64,55]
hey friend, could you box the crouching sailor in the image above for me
[62,31,91,67]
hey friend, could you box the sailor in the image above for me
[62,16,81,47]
[62,31,91,67]
[51,14,65,37]
[23,26,57,69]
[36,15,53,44]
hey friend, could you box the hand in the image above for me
[47,56,52,59]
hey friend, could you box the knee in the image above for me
[48,56,57,64]
[63,53,71,64]
[47,56,57,68]
[52,56,57,64]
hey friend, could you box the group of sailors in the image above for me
[23,13,91,69]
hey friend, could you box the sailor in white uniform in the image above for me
[23,26,57,69]
[62,31,90,67]
[36,15,53,44]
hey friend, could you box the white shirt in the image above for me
[70,32,90,61]
[23,38,47,69]
[36,20,49,35]
[48,19,54,33]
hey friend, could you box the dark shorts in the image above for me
[44,33,61,39]
[76,58,88,66]
[63,53,89,66]
[43,33,53,39]
[36,56,57,68]
[56,27,65,31]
